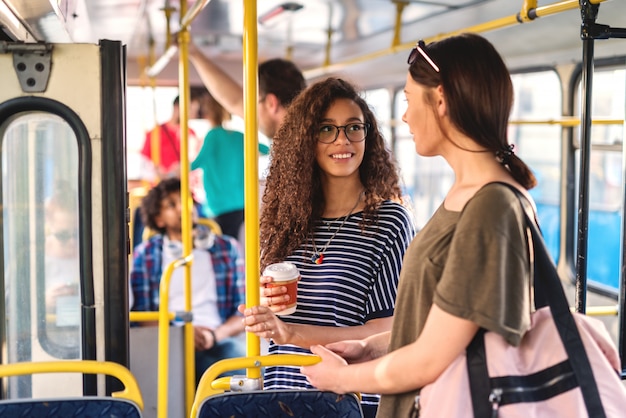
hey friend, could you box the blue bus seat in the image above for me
[0,397,141,417]
[191,355,363,418]
[196,390,363,418]
[0,360,143,418]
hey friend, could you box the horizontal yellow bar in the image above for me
[0,360,143,410]
[191,354,321,417]
[509,118,623,126]
[129,311,175,322]
[571,305,618,316]
[304,0,607,79]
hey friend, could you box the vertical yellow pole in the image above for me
[148,36,161,173]
[243,0,261,376]
[391,1,406,48]
[177,0,196,415]
[519,0,538,22]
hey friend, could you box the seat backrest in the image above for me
[196,390,363,418]
[0,397,142,417]
[0,360,143,417]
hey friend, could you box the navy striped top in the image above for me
[265,200,416,409]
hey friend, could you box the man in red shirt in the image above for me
[134,89,206,248]
[140,90,204,181]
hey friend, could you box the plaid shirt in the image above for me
[130,233,244,323]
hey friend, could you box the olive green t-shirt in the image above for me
[376,183,532,418]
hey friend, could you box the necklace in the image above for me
[311,192,362,264]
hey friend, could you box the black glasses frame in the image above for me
[407,40,440,73]
[318,123,370,144]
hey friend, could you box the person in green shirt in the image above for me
[191,92,269,241]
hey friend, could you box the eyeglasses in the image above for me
[407,40,440,73]
[318,123,369,144]
[52,229,78,242]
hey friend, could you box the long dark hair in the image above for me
[409,33,536,189]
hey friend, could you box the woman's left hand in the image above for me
[301,344,348,393]
[238,304,292,344]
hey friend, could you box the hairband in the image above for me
[496,144,515,164]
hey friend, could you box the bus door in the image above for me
[0,41,127,398]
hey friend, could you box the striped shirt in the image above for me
[265,200,415,410]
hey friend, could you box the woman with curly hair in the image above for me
[240,77,415,417]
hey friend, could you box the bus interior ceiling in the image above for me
[1,0,625,88]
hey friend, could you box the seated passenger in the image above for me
[130,178,245,383]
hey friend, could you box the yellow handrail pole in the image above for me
[583,305,619,316]
[0,361,144,411]
[148,34,161,175]
[180,0,212,29]
[156,255,192,418]
[163,5,175,50]
[391,1,406,48]
[175,0,197,414]
[190,354,322,416]
[129,311,176,322]
[385,117,624,129]
[509,117,624,126]
[243,0,261,375]
[519,0,538,23]
[144,0,212,77]
[303,0,608,79]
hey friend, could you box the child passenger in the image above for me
[130,178,245,383]
[240,77,416,418]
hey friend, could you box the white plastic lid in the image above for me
[262,262,299,281]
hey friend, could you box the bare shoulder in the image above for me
[443,184,484,212]
[444,181,536,213]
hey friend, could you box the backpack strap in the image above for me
[466,182,605,417]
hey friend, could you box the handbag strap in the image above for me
[466,182,605,417]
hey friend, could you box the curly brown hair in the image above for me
[140,178,181,234]
[260,77,402,269]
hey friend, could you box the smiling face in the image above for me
[315,98,366,183]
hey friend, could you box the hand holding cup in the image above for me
[262,262,300,316]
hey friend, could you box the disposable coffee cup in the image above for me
[263,262,299,316]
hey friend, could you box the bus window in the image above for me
[510,70,562,263]
[2,112,81,365]
[574,68,624,291]
[365,88,392,148]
